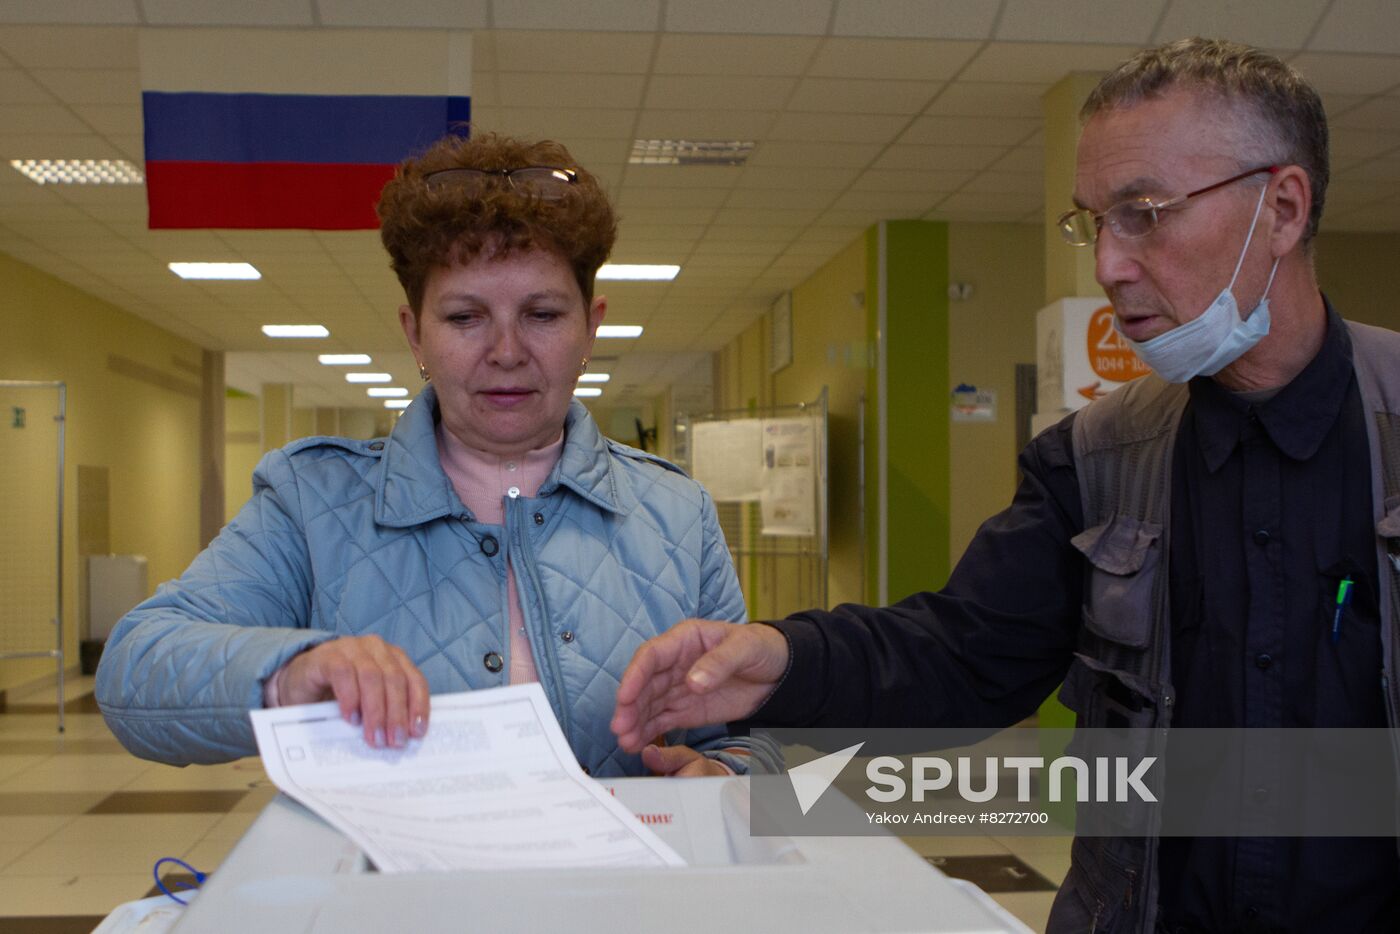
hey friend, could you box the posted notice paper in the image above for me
[250,683,685,872]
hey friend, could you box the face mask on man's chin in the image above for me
[1116,183,1280,384]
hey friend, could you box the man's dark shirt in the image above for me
[756,306,1397,933]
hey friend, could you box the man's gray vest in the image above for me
[1049,321,1400,934]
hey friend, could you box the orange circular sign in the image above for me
[1086,305,1152,382]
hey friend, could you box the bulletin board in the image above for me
[676,390,828,617]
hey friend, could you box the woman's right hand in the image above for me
[275,635,430,749]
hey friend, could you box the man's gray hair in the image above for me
[1082,37,1329,244]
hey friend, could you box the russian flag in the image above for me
[139,29,471,230]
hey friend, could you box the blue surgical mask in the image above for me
[1117,182,1280,383]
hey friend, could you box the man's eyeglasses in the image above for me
[1057,165,1279,246]
[423,166,579,201]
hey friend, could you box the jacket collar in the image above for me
[1189,297,1353,473]
[375,386,631,528]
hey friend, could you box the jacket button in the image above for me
[1255,653,1272,670]
[1253,529,1271,545]
[483,652,503,673]
[533,512,544,525]
[369,441,385,451]
[480,535,499,557]
[561,630,574,643]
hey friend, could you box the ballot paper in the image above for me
[250,683,686,872]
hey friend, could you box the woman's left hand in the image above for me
[641,743,735,777]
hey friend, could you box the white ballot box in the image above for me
[172,777,1030,934]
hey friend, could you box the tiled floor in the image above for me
[0,675,1066,933]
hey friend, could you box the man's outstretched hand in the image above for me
[611,619,790,753]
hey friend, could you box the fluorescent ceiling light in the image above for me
[261,324,329,338]
[597,264,679,281]
[367,387,409,398]
[628,140,754,166]
[578,373,610,383]
[595,325,643,338]
[174,262,261,280]
[346,372,392,383]
[10,158,144,185]
[574,387,603,398]
[319,354,372,365]
[384,399,411,409]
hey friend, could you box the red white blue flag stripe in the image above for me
[139,29,471,230]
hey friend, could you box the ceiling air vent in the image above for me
[629,140,755,166]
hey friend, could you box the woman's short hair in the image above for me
[378,131,618,311]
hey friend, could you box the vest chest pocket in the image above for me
[1071,515,1162,649]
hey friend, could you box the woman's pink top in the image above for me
[435,422,565,685]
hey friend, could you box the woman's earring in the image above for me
[418,362,429,381]
[579,357,589,375]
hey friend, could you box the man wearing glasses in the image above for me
[613,38,1400,934]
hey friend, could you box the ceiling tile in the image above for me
[830,189,941,213]
[1290,52,1400,95]
[141,0,314,26]
[1330,127,1400,163]
[746,140,883,168]
[899,115,1040,147]
[0,26,137,68]
[317,0,488,28]
[710,206,823,226]
[958,42,1142,85]
[851,168,975,191]
[612,206,718,226]
[934,191,1040,214]
[808,38,981,81]
[997,0,1165,44]
[960,171,1044,195]
[69,103,140,135]
[733,165,859,191]
[497,72,646,109]
[653,34,818,76]
[618,187,732,209]
[663,0,833,35]
[1322,93,1370,119]
[815,209,908,227]
[768,111,911,142]
[788,77,943,115]
[0,1,137,25]
[0,68,55,103]
[29,68,138,104]
[873,144,1011,171]
[645,75,796,111]
[494,0,661,31]
[1332,96,1400,131]
[831,0,997,39]
[988,146,1045,174]
[1152,0,1327,51]
[624,165,743,189]
[492,30,656,73]
[632,108,776,139]
[470,106,637,141]
[0,103,97,134]
[726,188,838,210]
[924,81,1046,118]
[1310,0,1400,56]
